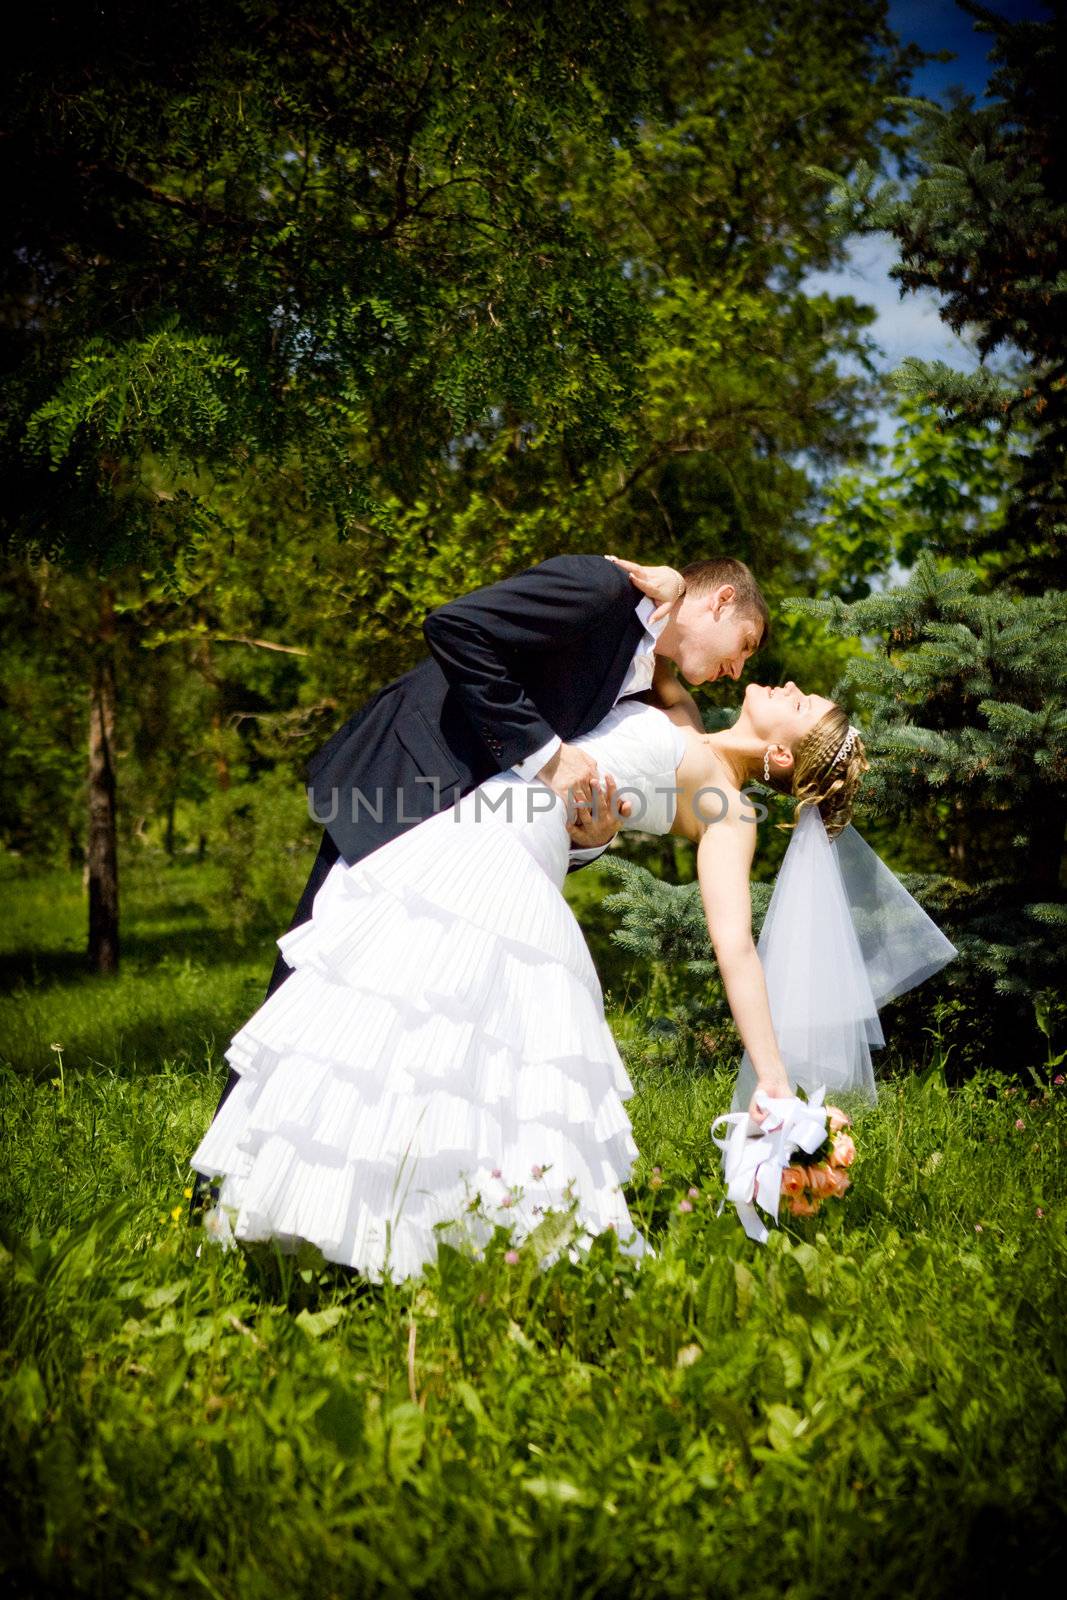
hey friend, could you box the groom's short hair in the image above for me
[681,557,770,647]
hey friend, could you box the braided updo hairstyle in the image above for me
[765,704,869,839]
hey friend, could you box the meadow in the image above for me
[1,857,1065,1598]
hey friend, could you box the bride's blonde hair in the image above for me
[765,704,869,839]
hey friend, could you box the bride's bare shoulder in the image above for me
[672,735,755,844]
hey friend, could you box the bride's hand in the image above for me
[567,774,631,849]
[747,1084,794,1128]
[605,555,686,623]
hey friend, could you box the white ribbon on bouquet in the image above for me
[712,1088,829,1244]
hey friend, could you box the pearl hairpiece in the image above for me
[834,725,861,766]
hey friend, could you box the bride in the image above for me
[192,664,951,1278]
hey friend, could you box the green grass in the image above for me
[1,861,1065,1598]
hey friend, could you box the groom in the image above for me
[285,551,767,991]
[199,551,769,1146]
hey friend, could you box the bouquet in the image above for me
[711,1087,855,1242]
[780,1105,855,1217]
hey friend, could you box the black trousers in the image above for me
[190,828,341,1203]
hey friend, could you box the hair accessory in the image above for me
[833,724,861,767]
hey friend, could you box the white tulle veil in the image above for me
[730,806,958,1111]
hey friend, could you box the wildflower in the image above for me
[491,1168,502,1179]
[1015,1118,1025,1131]
[652,1166,662,1176]
[1036,1207,1045,1219]
[531,1164,543,1180]
[678,1198,693,1214]
[650,1174,663,1189]
[504,1249,520,1265]
[500,1194,514,1209]
[974,1224,983,1233]
[688,1185,699,1198]
[1054,1076,1064,1087]
[170,1205,183,1223]
[183,1186,193,1200]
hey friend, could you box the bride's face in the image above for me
[741,682,836,747]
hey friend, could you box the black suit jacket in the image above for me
[306,554,647,865]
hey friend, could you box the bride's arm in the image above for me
[695,807,792,1102]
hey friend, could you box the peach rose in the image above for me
[830,1132,856,1169]
[780,1165,807,1198]
[825,1167,851,1198]
[826,1105,852,1135]
[807,1163,839,1199]
[787,1192,821,1217]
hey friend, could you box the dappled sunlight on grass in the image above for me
[0,858,275,1078]
[1,862,1065,1595]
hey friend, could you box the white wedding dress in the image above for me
[192,699,687,1280]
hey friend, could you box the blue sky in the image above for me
[805,0,1051,438]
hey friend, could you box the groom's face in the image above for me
[674,588,762,685]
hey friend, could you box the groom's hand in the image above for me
[567,774,631,849]
[538,742,598,811]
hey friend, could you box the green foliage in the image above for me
[1,862,1065,1595]
[790,555,1067,1053]
[810,397,1015,599]
[25,331,249,470]
[598,855,775,1066]
[200,769,319,933]
[809,3,1067,589]
[2,0,652,565]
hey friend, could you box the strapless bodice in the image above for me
[568,699,688,837]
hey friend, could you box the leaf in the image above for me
[295,1304,346,1339]
[381,1403,426,1483]
[522,1476,592,1507]
[526,1204,579,1265]
[765,1403,808,1454]
[315,1380,364,1455]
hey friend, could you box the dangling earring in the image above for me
[763,748,771,783]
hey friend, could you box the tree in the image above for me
[796,4,1067,1063]
[811,0,1067,592]
[794,558,1067,1061]
[0,0,928,972]
[606,3,1067,1069]
[2,0,653,967]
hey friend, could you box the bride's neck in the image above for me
[702,726,760,790]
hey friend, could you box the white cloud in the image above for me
[805,232,980,372]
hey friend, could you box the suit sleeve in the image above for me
[422,554,634,771]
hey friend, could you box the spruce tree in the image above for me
[606,2,1067,1071]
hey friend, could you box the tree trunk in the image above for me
[88,584,119,973]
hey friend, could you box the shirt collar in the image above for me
[636,594,668,642]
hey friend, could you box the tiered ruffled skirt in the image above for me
[192,780,647,1280]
